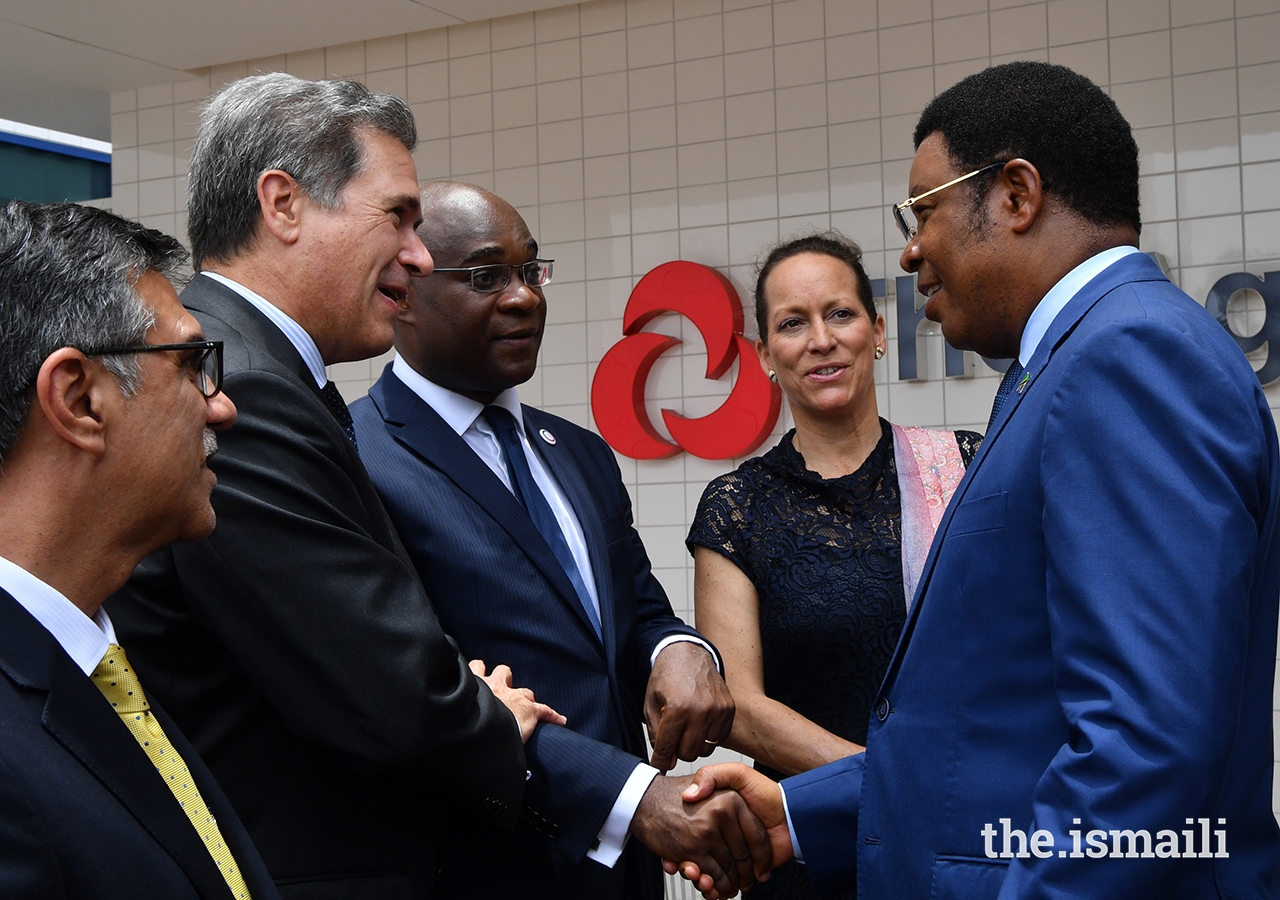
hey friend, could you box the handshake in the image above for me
[634,763,793,900]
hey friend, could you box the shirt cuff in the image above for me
[779,782,804,863]
[650,634,722,675]
[586,763,660,867]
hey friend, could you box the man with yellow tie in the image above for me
[0,200,278,899]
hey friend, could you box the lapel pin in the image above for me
[539,428,557,445]
[1016,371,1030,394]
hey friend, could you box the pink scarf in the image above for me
[891,425,966,611]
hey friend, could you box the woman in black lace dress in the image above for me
[687,233,981,899]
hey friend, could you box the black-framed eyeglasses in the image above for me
[891,162,1006,242]
[431,259,554,293]
[90,340,224,398]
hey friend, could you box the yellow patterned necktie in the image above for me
[91,644,253,900]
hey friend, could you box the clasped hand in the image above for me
[630,769,772,899]
[657,763,794,899]
[470,659,565,742]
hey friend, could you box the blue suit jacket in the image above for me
[351,367,704,900]
[783,252,1280,899]
[0,591,280,899]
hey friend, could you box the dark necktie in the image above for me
[485,406,602,638]
[987,360,1025,432]
[322,380,357,447]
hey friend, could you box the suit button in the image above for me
[875,698,890,721]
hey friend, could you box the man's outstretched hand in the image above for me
[662,763,794,898]
[630,772,772,899]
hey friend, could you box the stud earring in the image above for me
[768,370,778,384]
[874,346,884,360]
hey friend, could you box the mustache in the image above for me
[203,427,219,459]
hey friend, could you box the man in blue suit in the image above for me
[677,61,1280,899]
[351,181,771,900]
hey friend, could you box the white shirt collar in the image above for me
[391,354,524,435]
[1018,245,1142,366]
[0,554,116,675]
[388,354,604,620]
[201,271,329,389]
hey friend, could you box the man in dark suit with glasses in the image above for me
[0,200,282,898]
[351,181,771,900]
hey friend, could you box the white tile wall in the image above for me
[110,0,1280,842]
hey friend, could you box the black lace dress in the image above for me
[686,421,980,899]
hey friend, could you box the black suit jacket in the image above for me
[107,275,526,900]
[0,590,280,900]
[351,365,707,900]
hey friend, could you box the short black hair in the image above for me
[914,61,1140,234]
[754,231,875,339]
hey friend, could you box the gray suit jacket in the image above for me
[108,274,526,900]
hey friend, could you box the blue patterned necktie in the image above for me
[485,406,602,638]
[987,360,1025,432]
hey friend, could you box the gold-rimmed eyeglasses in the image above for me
[891,162,1006,242]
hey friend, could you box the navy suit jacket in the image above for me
[0,591,280,900]
[108,275,526,900]
[783,252,1280,898]
[351,366,704,900]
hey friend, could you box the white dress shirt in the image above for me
[0,554,115,675]
[391,355,603,619]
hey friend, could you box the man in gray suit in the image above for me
[109,74,559,899]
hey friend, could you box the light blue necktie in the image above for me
[485,406,602,638]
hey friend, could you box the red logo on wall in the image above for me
[591,261,781,460]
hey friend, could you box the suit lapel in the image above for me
[0,594,232,898]
[371,373,604,643]
[888,252,1167,676]
[974,252,1165,461]
[523,408,617,652]
[184,275,304,367]
[183,274,383,542]
[183,273,325,400]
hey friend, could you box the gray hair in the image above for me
[0,201,187,464]
[187,73,418,270]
